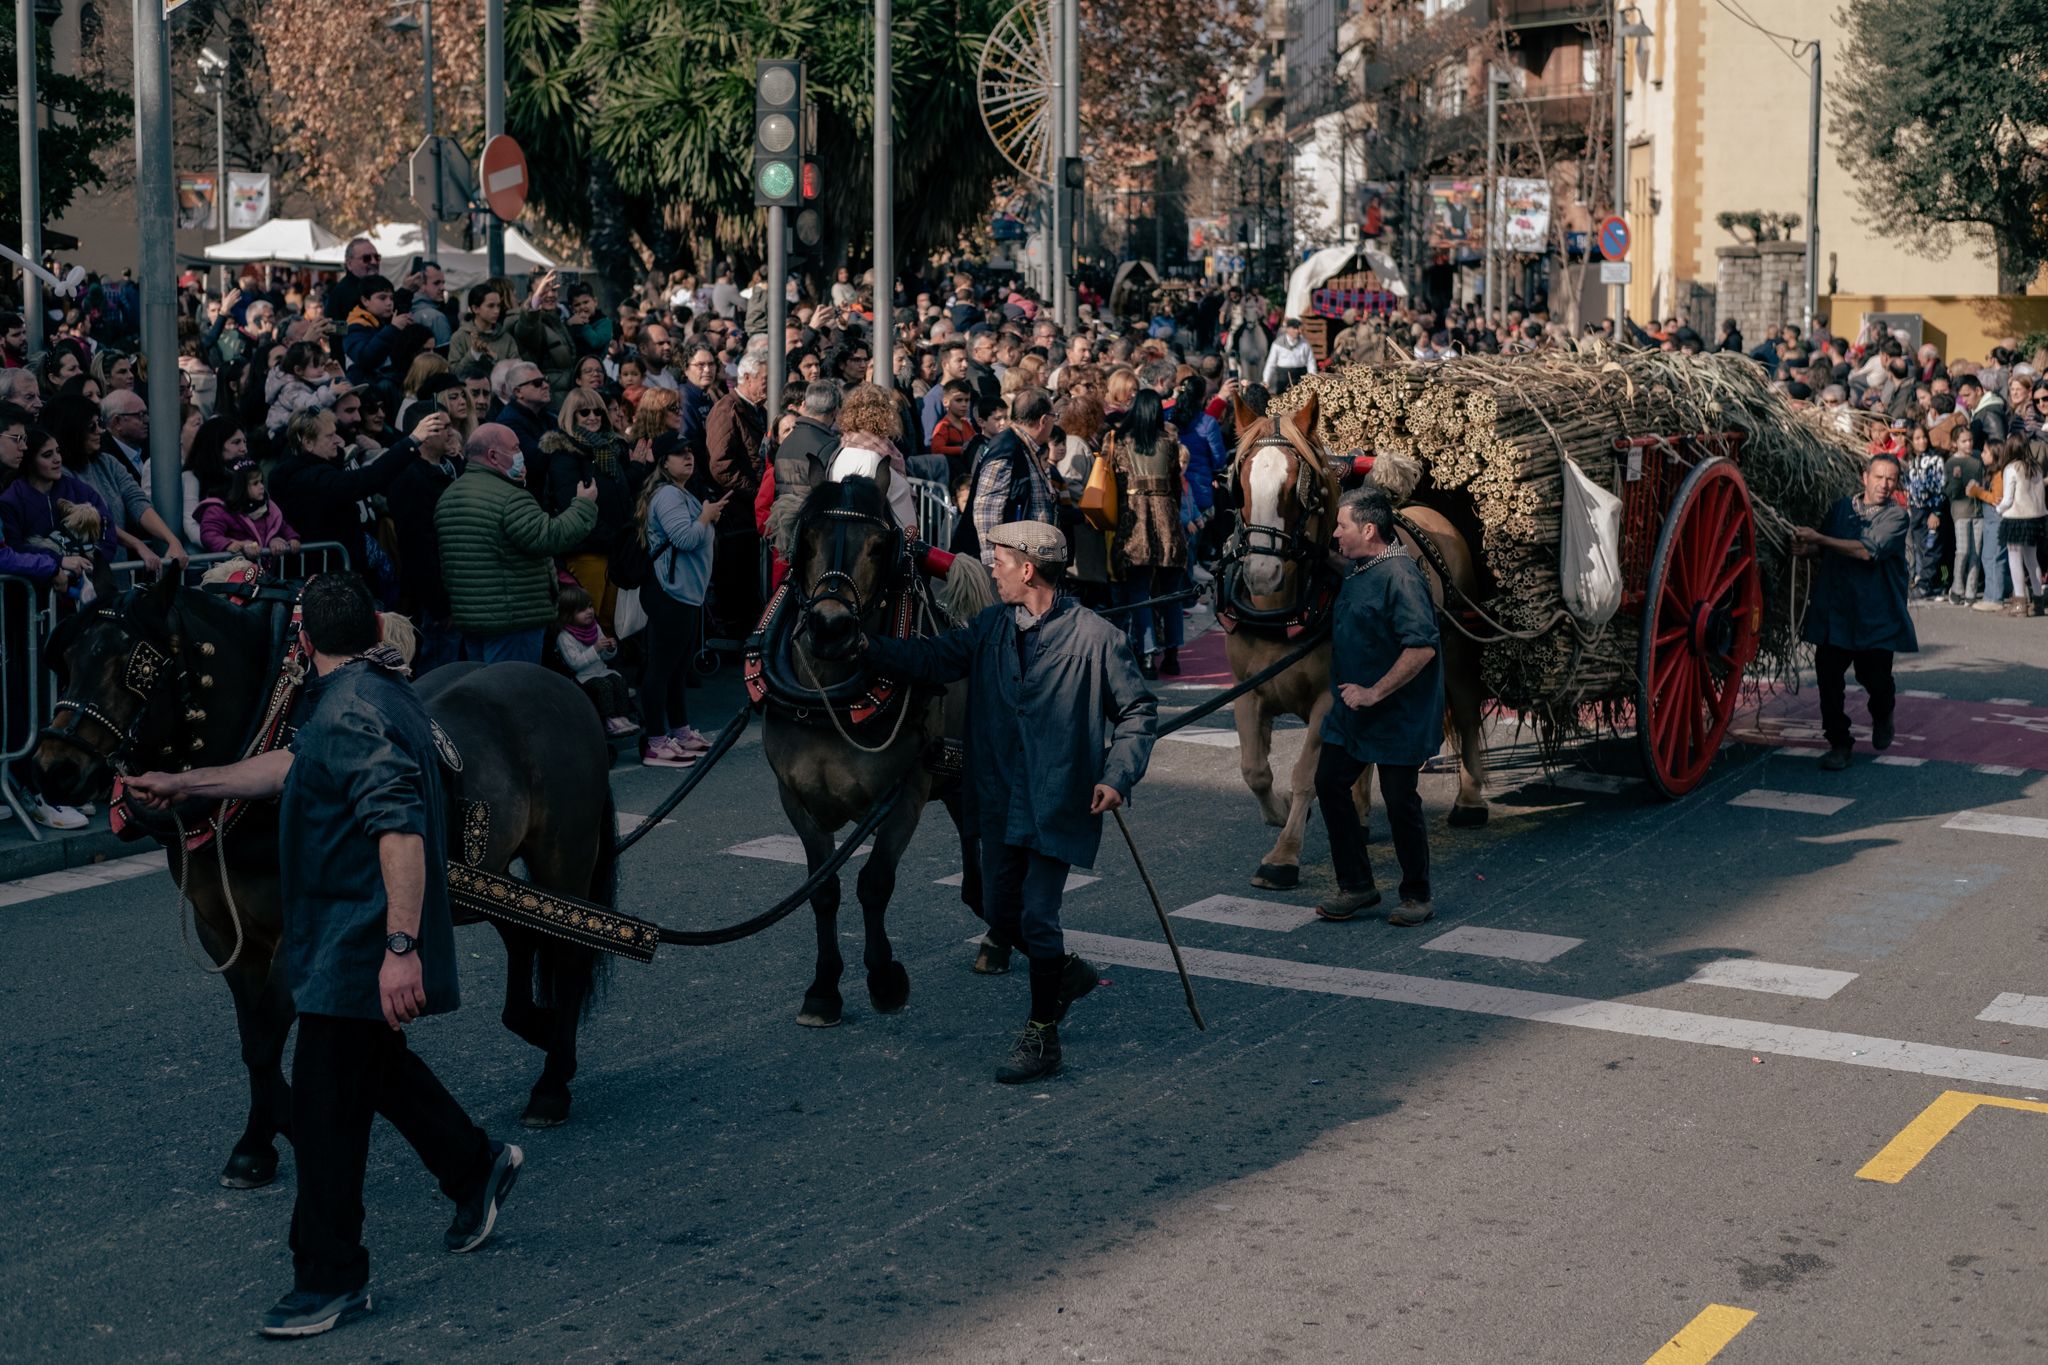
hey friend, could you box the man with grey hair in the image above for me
[705,349,770,635]
[1137,359,1178,395]
[1314,486,1441,927]
[0,367,40,418]
[487,359,552,468]
[767,378,844,553]
[84,388,187,571]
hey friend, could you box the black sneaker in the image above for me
[1819,744,1852,772]
[445,1142,523,1254]
[1872,715,1894,750]
[995,1022,1062,1084]
[1058,953,1098,1010]
[258,1287,371,1339]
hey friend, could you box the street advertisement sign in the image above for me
[1187,217,1230,256]
[226,172,272,230]
[1496,178,1551,254]
[1425,179,1484,253]
[176,173,218,231]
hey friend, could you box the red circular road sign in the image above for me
[1597,215,1631,261]
[479,135,530,221]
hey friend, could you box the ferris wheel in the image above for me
[976,0,1056,185]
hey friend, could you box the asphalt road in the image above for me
[5,599,2048,1363]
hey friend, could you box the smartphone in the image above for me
[406,255,423,282]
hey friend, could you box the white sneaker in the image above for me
[31,801,88,830]
[1972,599,2008,612]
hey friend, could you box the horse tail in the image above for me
[532,785,616,1018]
[937,552,996,623]
[591,781,620,910]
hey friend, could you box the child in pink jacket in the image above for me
[196,461,303,557]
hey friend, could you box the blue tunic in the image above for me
[279,661,458,1020]
[1799,495,1918,654]
[1320,552,1444,766]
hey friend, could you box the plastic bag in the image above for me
[1559,457,1623,625]
[613,587,649,639]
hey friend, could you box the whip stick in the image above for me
[1112,808,1206,1031]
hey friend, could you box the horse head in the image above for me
[790,475,903,662]
[1228,390,1337,600]
[33,575,272,808]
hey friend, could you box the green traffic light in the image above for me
[759,161,796,200]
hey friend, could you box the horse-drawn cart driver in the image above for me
[858,521,1158,1084]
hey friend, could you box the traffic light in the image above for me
[752,59,804,209]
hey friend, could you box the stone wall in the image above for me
[1715,241,1808,340]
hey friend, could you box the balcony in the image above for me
[1244,57,1285,114]
[1495,0,1604,28]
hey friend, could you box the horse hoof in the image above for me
[796,996,844,1028]
[1447,804,1489,828]
[520,1092,571,1129]
[867,963,911,1014]
[219,1150,278,1190]
[1252,863,1299,890]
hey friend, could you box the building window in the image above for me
[1429,60,1465,116]
[1581,42,1599,91]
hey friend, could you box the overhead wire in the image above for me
[1710,0,1814,74]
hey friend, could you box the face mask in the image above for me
[507,451,526,483]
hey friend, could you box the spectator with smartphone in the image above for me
[634,433,722,767]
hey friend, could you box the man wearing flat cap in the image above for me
[860,521,1157,1084]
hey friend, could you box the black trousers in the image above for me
[979,840,1071,961]
[710,529,762,638]
[1315,745,1431,903]
[1814,644,1895,749]
[639,588,703,735]
[290,1013,492,1295]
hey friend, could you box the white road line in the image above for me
[1160,729,1240,748]
[934,870,1098,891]
[1065,932,2048,1090]
[0,849,167,907]
[1900,689,1945,699]
[1772,747,1826,759]
[723,834,872,865]
[1978,993,2048,1031]
[1422,925,1584,964]
[1974,764,2030,777]
[617,812,672,835]
[1729,789,1855,815]
[1169,893,1321,933]
[1873,755,1928,767]
[1945,810,2048,840]
[1989,698,2034,707]
[1686,958,1859,1000]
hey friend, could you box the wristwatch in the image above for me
[385,931,418,956]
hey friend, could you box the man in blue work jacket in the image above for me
[861,521,1158,1084]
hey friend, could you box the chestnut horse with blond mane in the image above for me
[1218,393,1491,890]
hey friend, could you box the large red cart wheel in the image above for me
[1636,456,1762,798]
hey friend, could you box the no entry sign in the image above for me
[480,135,530,222]
[1597,215,1631,262]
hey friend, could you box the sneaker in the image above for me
[258,1287,372,1339]
[604,717,636,736]
[1316,887,1383,921]
[671,726,712,752]
[640,738,695,769]
[1972,599,2008,612]
[1819,744,1852,771]
[30,801,88,830]
[1057,953,1099,1011]
[995,1021,1062,1085]
[446,1142,523,1253]
[1159,648,1181,676]
[1872,714,1894,750]
[1387,899,1436,927]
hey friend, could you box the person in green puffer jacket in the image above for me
[434,421,598,663]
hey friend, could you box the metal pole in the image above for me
[423,0,439,262]
[1060,0,1078,328]
[1047,0,1063,329]
[213,81,226,294]
[766,204,786,418]
[1610,25,1626,332]
[1804,41,1820,334]
[485,0,505,278]
[16,0,43,353]
[134,0,181,533]
[873,0,892,370]
[1485,67,1499,331]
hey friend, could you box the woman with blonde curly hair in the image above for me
[628,386,681,446]
[827,381,918,534]
[1103,366,1139,416]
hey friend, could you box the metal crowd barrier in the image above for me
[908,477,958,551]
[0,542,351,841]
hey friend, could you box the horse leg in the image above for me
[1254,696,1332,890]
[780,787,846,1028]
[1236,694,1286,826]
[514,830,606,1128]
[497,923,550,1050]
[857,786,927,1013]
[217,937,296,1189]
[1444,639,1491,827]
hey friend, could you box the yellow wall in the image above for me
[1823,295,2048,364]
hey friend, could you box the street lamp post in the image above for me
[1610,6,1652,334]
[197,45,229,292]
[388,1,439,260]
[15,0,43,352]
[873,0,892,366]
[134,0,181,534]
[485,0,505,277]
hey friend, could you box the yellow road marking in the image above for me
[1643,1304,1757,1363]
[1856,1090,2048,1184]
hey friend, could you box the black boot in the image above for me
[995,1021,1061,1084]
[1028,954,1068,1024]
[1057,953,1098,1011]
[1160,647,1181,676]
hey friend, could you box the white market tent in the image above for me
[202,218,346,267]
[339,222,563,290]
[1284,243,1408,322]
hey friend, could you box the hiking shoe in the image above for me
[30,801,87,830]
[995,1022,1062,1085]
[1818,744,1852,771]
[1058,953,1099,1010]
[1872,715,1894,750]
[257,1287,372,1339]
[446,1142,523,1253]
[1387,899,1436,927]
[1316,887,1383,921]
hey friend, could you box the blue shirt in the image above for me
[1800,494,1918,654]
[1321,553,1444,765]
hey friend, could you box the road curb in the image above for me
[0,824,136,883]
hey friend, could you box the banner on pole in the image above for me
[1496,178,1552,255]
[1424,179,1484,254]
[176,173,219,231]
[227,172,273,230]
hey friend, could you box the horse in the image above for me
[31,571,617,1187]
[754,472,996,1028]
[1218,391,1491,892]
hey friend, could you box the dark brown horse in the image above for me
[756,474,995,1027]
[32,573,615,1187]
[1219,393,1491,890]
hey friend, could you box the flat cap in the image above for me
[986,520,1068,566]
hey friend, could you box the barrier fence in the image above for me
[0,542,352,841]
[908,477,958,551]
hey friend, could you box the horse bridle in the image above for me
[795,502,903,634]
[38,607,181,771]
[1225,435,1335,570]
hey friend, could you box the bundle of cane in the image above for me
[1271,350,1863,738]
